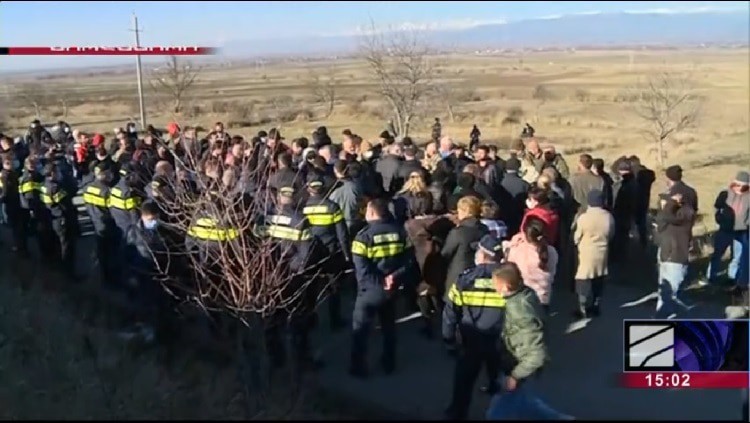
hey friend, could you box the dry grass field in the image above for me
[2,48,747,231]
[0,48,747,419]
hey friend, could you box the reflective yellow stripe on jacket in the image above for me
[19,181,40,194]
[352,232,406,259]
[109,187,140,210]
[448,283,506,308]
[83,186,108,207]
[39,186,66,205]
[258,224,312,241]
[188,217,240,241]
[303,205,344,226]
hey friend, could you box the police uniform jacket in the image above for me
[303,194,351,261]
[255,205,315,274]
[18,170,43,211]
[351,219,415,291]
[0,169,21,209]
[109,178,142,232]
[40,177,73,221]
[82,180,113,235]
[442,263,505,341]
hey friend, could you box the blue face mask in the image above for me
[143,219,158,230]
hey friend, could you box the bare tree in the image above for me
[632,70,702,168]
[13,83,47,118]
[307,65,337,118]
[149,56,201,114]
[532,84,553,123]
[359,23,436,137]
[432,68,472,123]
[139,141,330,412]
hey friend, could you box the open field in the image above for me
[1,48,748,230]
[0,48,747,419]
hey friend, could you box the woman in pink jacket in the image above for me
[504,216,559,313]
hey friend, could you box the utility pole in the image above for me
[130,13,147,129]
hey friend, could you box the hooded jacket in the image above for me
[521,206,560,245]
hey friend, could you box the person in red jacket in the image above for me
[520,186,560,245]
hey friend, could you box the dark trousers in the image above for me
[447,329,501,420]
[634,211,649,248]
[576,277,605,312]
[51,218,77,276]
[5,206,28,253]
[611,218,632,260]
[416,293,442,325]
[264,313,312,369]
[350,290,396,369]
[94,231,115,286]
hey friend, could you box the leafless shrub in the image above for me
[630,69,703,169]
[574,88,590,102]
[307,65,338,118]
[359,22,436,137]
[532,85,554,102]
[12,83,48,118]
[501,106,524,125]
[149,56,201,114]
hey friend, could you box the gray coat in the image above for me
[569,171,604,216]
[329,178,363,230]
[440,217,488,292]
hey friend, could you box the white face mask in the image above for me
[526,198,535,209]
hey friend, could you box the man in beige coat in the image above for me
[572,189,615,319]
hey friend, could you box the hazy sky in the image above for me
[0,1,746,71]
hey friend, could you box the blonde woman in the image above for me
[394,171,433,221]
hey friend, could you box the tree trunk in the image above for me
[173,98,182,114]
[656,137,666,169]
[32,102,41,118]
[326,97,334,117]
[447,104,455,123]
[403,115,412,138]
[60,99,68,118]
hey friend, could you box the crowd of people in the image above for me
[0,116,747,419]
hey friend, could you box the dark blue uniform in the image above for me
[442,263,505,420]
[350,219,416,376]
[39,177,78,277]
[109,178,142,241]
[0,168,25,252]
[18,169,43,253]
[303,194,351,329]
[255,205,319,369]
[82,179,115,284]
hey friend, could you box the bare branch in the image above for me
[307,65,337,118]
[149,56,201,114]
[630,69,702,169]
[12,83,47,118]
[358,21,436,137]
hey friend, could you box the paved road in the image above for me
[7,202,745,421]
[312,272,745,420]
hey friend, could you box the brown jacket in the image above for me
[404,215,455,295]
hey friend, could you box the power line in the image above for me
[129,13,147,130]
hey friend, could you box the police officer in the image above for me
[109,163,144,286]
[255,186,322,372]
[109,163,143,241]
[303,174,351,331]
[39,162,78,279]
[18,156,44,255]
[0,153,25,253]
[350,197,417,378]
[442,234,506,420]
[82,162,116,285]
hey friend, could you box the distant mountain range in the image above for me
[222,10,749,58]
